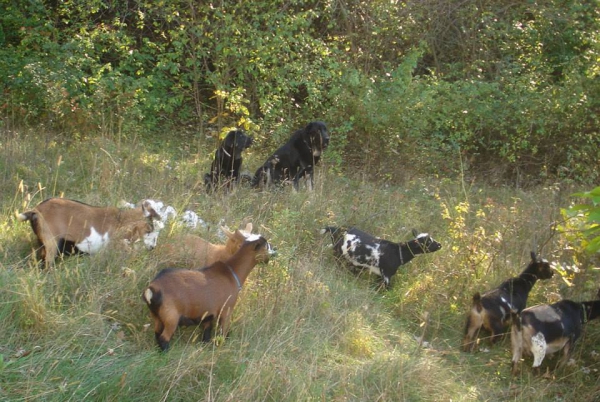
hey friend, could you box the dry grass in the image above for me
[1,128,599,401]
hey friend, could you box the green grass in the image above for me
[1,128,599,401]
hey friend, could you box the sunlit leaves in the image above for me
[565,187,600,253]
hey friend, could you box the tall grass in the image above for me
[1,128,599,401]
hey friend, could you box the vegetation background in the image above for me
[1,0,599,400]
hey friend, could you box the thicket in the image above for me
[1,0,599,183]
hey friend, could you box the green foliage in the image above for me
[1,0,599,183]
[564,187,600,254]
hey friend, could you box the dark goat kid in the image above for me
[511,289,600,375]
[142,235,272,351]
[252,121,329,190]
[204,129,253,190]
[321,226,442,288]
[462,252,554,352]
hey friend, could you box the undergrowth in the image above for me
[1,129,599,401]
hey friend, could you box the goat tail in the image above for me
[142,285,163,308]
[472,292,483,312]
[510,310,522,331]
[17,211,35,222]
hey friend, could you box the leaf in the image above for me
[586,237,600,254]
[588,211,600,223]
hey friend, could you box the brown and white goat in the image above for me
[155,223,254,268]
[511,289,600,375]
[462,252,554,352]
[142,235,272,351]
[18,197,162,267]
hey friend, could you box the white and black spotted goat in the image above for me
[462,252,554,352]
[320,226,442,288]
[510,288,600,375]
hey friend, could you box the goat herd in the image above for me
[16,121,599,377]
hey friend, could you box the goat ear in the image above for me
[242,222,253,233]
[221,225,234,238]
[412,229,419,237]
[530,251,537,261]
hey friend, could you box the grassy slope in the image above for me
[1,130,599,401]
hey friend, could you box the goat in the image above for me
[510,289,600,375]
[204,129,253,191]
[17,197,162,267]
[252,121,330,190]
[142,235,272,351]
[462,252,554,352]
[320,226,442,288]
[155,223,254,268]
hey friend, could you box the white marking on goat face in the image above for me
[245,233,262,242]
[241,233,275,255]
[76,227,109,254]
[415,232,442,252]
[266,241,276,256]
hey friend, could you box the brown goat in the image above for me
[142,235,272,351]
[18,197,162,267]
[155,223,254,268]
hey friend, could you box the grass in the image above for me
[1,127,600,401]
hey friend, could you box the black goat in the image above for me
[321,226,442,288]
[252,121,329,190]
[462,252,554,352]
[204,129,253,190]
[511,289,600,375]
